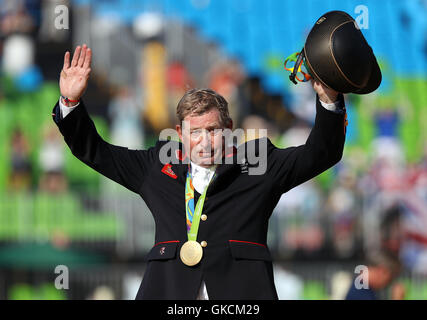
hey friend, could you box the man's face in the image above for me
[176,108,232,168]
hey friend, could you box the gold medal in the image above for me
[180,240,203,266]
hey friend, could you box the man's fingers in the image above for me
[63,51,70,70]
[83,48,92,69]
[71,46,81,67]
[78,44,87,67]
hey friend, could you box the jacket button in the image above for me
[201,241,208,248]
[201,214,207,221]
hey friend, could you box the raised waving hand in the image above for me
[59,44,92,106]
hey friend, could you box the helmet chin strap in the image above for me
[289,50,304,84]
[284,48,312,84]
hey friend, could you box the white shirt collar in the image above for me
[190,161,217,194]
[190,161,217,174]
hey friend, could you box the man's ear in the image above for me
[176,124,182,141]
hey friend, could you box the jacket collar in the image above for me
[168,141,241,194]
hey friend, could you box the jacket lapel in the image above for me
[207,145,241,195]
[169,142,189,184]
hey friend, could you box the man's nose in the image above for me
[200,132,212,147]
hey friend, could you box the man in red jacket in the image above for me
[53,44,346,299]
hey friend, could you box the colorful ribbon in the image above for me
[185,166,216,240]
[284,51,312,83]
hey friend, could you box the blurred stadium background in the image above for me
[0,0,426,300]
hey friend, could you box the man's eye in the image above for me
[190,128,223,137]
[190,130,203,136]
[212,129,223,135]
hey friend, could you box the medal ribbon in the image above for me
[185,165,215,241]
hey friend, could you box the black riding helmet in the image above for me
[287,10,382,94]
